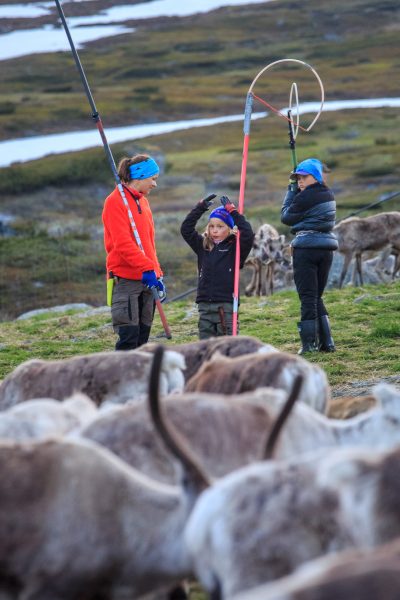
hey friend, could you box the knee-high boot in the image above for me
[318,315,336,352]
[138,323,152,347]
[297,320,318,355]
[115,325,139,351]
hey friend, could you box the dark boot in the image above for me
[297,320,318,355]
[138,323,151,347]
[318,315,336,352]
[115,325,139,351]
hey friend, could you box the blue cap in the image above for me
[209,207,234,229]
[294,158,323,183]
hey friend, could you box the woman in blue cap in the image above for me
[181,195,254,338]
[281,158,338,354]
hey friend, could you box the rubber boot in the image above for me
[318,315,336,352]
[297,320,318,355]
[138,323,152,347]
[115,325,139,351]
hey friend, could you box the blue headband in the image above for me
[129,158,159,180]
[209,207,234,229]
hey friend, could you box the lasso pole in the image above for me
[232,92,253,336]
[54,0,172,339]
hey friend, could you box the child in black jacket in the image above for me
[181,194,254,339]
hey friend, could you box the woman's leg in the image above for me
[138,288,155,346]
[293,249,319,353]
[111,278,142,350]
[293,249,319,320]
[317,251,336,351]
[316,250,333,317]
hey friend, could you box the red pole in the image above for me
[232,93,253,336]
[151,288,172,339]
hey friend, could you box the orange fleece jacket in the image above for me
[102,185,162,280]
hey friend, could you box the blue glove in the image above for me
[142,270,163,290]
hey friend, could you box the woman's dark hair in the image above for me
[117,154,151,183]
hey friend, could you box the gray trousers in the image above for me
[111,278,154,330]
[198,302,234,339]
[111,278,154,350]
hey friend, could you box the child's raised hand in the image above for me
[220,195,236,213]
[198,194,216,210]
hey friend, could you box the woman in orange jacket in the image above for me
[102,154,164,350]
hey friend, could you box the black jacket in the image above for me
[181,203,254,303]
[281,182,338,250]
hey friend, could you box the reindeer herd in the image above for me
[1,335,400,599]
[245,210,400,295]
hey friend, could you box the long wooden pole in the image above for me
[232,59,324,335]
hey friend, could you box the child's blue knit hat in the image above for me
[294,158,323,183]
[209,207,234,229]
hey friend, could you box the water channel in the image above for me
[1,98,399,168]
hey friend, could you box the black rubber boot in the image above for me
[318,315,336,352]
[115,325,139,351]
[138,323,151,347]
[297,320,318,355]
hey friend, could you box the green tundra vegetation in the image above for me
[0,280,399,392]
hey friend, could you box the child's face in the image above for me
[297,173,317,191]
[208,218,230,243]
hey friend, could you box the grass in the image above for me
[1,280,399,393]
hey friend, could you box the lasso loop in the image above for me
[248,58,325,133]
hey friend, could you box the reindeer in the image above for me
[0,348,186,411]
[0,349,211,600]
[0,346,303,600]
[333,211,400,287]
[245,224,286,296]
[140,335,277,383]
[233,538,400,600]
[184,439,400,599]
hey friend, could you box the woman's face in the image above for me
[131,174,158,195]
[208,218,230,243]
[297,173,317,191]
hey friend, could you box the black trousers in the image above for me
[292,248,333,321]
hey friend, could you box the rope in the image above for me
[336,190,400,223]
[252,93,309,132]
